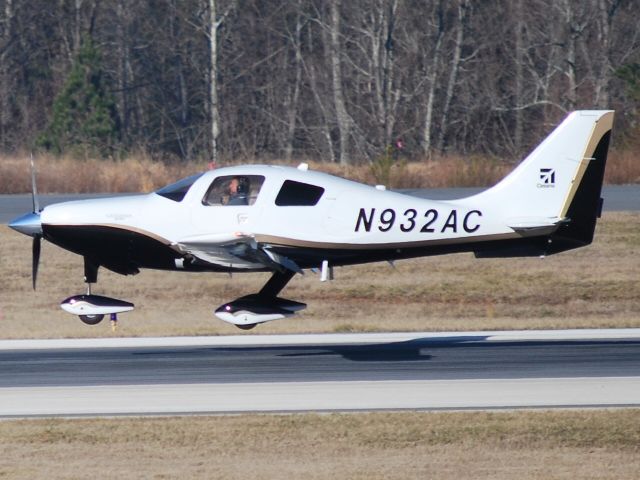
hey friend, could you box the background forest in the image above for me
[1,0,639,168]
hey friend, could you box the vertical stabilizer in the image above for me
[462,110,614,252]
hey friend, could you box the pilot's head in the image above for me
[229,178,240,194]
[229,177,248,195]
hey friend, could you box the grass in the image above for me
[0,148,639,194]
[0,152,195,194]
[1,410,639,479]
[0,211,639,338]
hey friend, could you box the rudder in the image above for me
[547,124,612,253]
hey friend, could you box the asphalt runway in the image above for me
[1,185,638,223]
[1,331,639,416]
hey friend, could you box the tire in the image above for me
[79,314,105,325]
[236,323,257,330]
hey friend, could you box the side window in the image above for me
[275,180,325,206]
[202,175,265,206]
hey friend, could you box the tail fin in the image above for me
[464,110,614,253]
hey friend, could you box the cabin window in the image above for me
[156,173,204,202]
[202,175,265,206]
[275,180,324,206]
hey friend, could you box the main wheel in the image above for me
[79,314,105,325]
[236,323,257,330]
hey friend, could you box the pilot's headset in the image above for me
[237,177,248,194]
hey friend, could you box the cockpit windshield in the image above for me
[155,173,204,202]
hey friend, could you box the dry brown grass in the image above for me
[307,154,511,189]
[0,148,637,194]
[605,148,640,184]
[1,410,639,479]
[0,212,639,339]
[0,152,204,194]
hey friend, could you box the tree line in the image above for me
[1,0,639,164]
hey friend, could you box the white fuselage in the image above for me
[40,165,520,272]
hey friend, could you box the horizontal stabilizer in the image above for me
[507,217,568,235]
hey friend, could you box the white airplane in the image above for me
[10,110,614,329]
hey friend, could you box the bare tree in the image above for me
[330,0,351,164]
[436,0,469,153]
[1,0,640,162]
[283,2,304,161]
[513,0,524,153]
[0,0,13,150]
[209,0,220,164]
[420,0,445,157]
[358,0,401,149]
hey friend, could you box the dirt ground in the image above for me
[1,410,639,480]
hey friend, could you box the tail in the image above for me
[462,110,614,254]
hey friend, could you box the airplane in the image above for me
[9,110,614,330]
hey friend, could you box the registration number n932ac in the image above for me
[354,208,482,234]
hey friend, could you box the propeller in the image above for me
[8,154,44,289]
[30,154,42,290]
[32,235,41,290]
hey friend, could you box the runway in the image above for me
[1,330,640,416]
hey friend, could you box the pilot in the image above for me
[225,177,248,205]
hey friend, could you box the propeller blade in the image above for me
[30,153,40,213]
[32,235,41,290]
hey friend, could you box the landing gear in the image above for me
[59,258,135,326]
[215,270,306,330]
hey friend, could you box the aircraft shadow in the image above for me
[131,338,640,364]
[277,336,488,362]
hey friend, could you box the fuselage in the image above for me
[37,164,530,276]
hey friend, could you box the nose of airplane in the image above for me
[9,212,43,237]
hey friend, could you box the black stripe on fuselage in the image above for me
[43,225,218,275]
[43,224,554,276]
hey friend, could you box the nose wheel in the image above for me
[79,314,105,325]
[77,281,105,325]
[61,284,134,326]
[61,260,134,327]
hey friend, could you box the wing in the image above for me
[175,233,302,273]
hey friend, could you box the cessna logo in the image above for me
[538,168,555,188]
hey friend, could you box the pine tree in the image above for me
[38,38,120,158]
